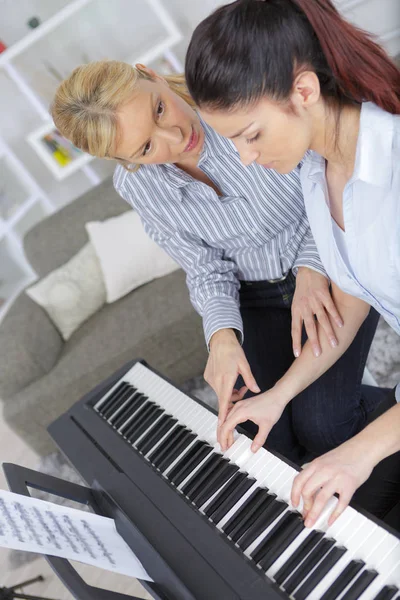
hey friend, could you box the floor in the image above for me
[0,407,152,600]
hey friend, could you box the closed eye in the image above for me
[246,133,261,144]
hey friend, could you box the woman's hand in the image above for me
[218,388,287,452]
[205,328,260,431]
[291,439,375,528]
[292,267,344,359]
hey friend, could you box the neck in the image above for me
[310,101,361,178]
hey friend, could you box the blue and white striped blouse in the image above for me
[113,115,324,346]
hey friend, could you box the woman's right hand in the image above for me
[205,328,260,439]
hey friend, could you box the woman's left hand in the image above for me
[218,389,287,452]
[292,267,344,358]
[291,439,375,528]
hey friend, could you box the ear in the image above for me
[135,63,166,84]
[291,71,320,109]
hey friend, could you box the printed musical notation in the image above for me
[0,488,152,581]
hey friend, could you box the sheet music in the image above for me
[0,488,153,581]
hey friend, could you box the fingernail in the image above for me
[314,348,321,357]
[294,349,300,358]
[255,386,261,393]
[338,320,344,328]
[305,518,312,528]
[252,444,259,453]
[330,338,338,348]
[218,419,222,426]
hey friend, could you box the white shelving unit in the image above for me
[0,0,182,182]
[0,135,51,320]
[0,0,183,321]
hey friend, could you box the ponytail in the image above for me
[185,0,400,114]
[291,0,400,114]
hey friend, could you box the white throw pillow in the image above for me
[85,210,179,303]
[26,243,106,341]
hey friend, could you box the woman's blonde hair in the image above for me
[51,60,195,170]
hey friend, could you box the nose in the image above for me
[233,140,260,166]
[158,126,183,145]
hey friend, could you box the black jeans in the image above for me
[238,273,384,465]
[352,390,400,529]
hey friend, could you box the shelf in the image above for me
[9,0,182,107]
[0,0,92,66]
[0,153,33,221]
[0,195,40,240]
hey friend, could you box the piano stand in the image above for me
[3,463,167,600]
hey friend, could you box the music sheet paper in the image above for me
[0,488,153,581]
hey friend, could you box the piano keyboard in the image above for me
[90,362,400,600]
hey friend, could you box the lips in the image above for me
[184,126,199,152]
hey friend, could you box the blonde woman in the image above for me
[52,60,384,466]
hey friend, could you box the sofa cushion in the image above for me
[26,243,106,340]
[58,269,198,375]
[0,293,63,398]
[24,177,128,278]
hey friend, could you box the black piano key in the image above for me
[169,445,214,487]
[100,384,135,419]
[123,402,157,440]
[167,440,211,485]
[182,453,224,498]
[157,431,197,472]
[258,515,305,572]
[373,586,399,600]
[223,488,271,538]
[192,461,239,508]
[249,508,295,560]
[238,499,288,551]
[111,392,147,428]
[136,415,177,454]
[230,494,281,544]
[130,407,164,444]
[275,530,325,586]
[293,546,347,600]
[321,559,366,600]
[341,570,379,600]
[147,424,187,465]
[283,538,336,595]
[96,381,129,415]
[120,400,154,436]
[205,472,254,520]
[147,424,187,464]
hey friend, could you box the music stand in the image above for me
[0,575,58,600]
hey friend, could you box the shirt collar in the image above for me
[352,102,394,189]
[156,114,215,195]
[306,103,394,190]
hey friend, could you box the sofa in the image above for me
[0,178,207,456]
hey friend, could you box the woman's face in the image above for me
[115,75,204,165]
[200,94,314,174]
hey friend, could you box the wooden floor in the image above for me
[0,407,152,600]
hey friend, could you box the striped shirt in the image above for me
[113,115,324,346]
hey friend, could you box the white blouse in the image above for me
[301,102,400,334]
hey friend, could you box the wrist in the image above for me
[209,328,238,350]
[271,379,294,408]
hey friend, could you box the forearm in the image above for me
[275,285,370,405]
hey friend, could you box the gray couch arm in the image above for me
[0,292,63,398]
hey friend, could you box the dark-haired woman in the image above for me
[185,0,400,528]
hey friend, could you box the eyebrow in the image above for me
[230,121,255,139]
[128,93,156,159]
